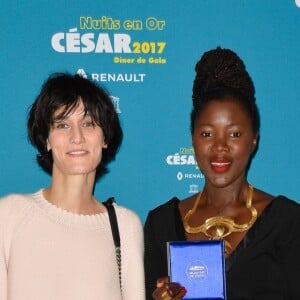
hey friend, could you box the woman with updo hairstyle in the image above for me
[144,47,300,300]
[0,73,145,300]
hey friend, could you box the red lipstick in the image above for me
[211,159,231,173]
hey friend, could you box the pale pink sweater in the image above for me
[0,190,145,300]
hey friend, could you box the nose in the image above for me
[212,134,228,152]
[70,125,85,144]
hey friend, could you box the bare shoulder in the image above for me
[178,194,198,216]
[253,188,274,213]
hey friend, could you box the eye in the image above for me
[82,120,95,128]
[201,131,212,137]
[55,122,69,129]
[230,131,241,137]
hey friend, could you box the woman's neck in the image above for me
[202,181,249,210]
[43,173,104,215]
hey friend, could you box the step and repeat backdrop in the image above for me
[1,1,300,221]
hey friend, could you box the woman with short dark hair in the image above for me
[0,73,145,300]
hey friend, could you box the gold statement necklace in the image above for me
[183,184,257,254]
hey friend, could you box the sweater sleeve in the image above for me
[0,195,17,299]
[0,194,33,300]
[0,211,8,300]
[116,206,145,300]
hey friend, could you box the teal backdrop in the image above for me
[1,0,300,222]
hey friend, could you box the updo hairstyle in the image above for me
[191,47,260,135]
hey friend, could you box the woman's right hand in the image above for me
[152,277,187,300]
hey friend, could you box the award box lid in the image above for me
[167,240,226,300]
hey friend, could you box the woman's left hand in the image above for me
[152,277,187,300]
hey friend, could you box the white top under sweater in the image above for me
[0,190,145,300]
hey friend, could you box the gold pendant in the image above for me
[183,184,258,253]
[214,225,225,238]
[224,240,232,255]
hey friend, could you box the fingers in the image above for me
[172,286,187,299]
[152,281,187,300]
[156,276,170,288]
[167,283,186,298]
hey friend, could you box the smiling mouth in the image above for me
[211,162,231,167]
[67,150,88,155]
[211,161,231,172]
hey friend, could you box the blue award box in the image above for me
[167,240,226,300]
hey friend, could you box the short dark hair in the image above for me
[27,73,123,179]
[191,47,260,135]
